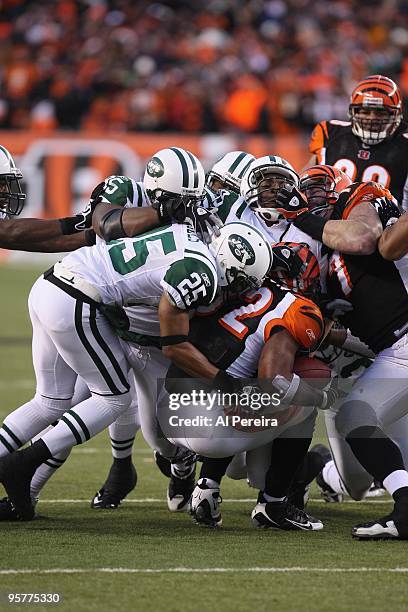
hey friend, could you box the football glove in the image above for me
[274,184,309,220]
[270,243,308,278]
[371,196,401,229]
[59,181,107,234]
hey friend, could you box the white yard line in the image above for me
[0,567,407,575]
[38,498,392,504]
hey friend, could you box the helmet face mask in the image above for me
[300,165,352,218]
[0,145,26,216]
[241,156,299,224]
[349,75,402,145]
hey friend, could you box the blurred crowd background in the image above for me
[0,0,407,135]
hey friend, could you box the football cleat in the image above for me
[91,460,137,509]
[0,497,19,521]
[366,480,386,498]
[0,453,35,521]
[352,513,408,540]
[189,479,222,527]
[167,470,196,512]
[251,498,323,531]
[312,444,344,503]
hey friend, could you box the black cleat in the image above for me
[251,498,323,531]
[0,453,35,521]
[91,460,137,509]
[0,497,19,521]
[167,470,196,512]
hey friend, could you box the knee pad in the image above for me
[37,393,72,422]
[335,400,379,438]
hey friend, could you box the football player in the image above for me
[161,263,333,530]
[0,145,97,251]
[276,165,408,539]
[205,151,255,196]
[307,75,408,211]
[0,166,272,521]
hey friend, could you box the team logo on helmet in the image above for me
[146,157,165,178]
[228,235,256,265]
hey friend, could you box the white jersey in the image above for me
[216,191,328,291]
[61,223,218,341]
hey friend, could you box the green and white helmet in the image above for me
[206,151,255,194]
[0,145,25,216]
[143,147,205,208]
[208,221,273,293]
[240,155,299,223]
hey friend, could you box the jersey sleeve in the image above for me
[264,297,324,351]
[99,176,143,208]
[309,121,329,163]
[214,190,241,223]
[341,181,393,219]
[161,256,218,310]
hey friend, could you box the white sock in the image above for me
[0,400,50,456]
[30,457,67,502]
[322,460,348,495]
[108,403,139,459]
[383,470,408,496]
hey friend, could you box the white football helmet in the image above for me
[144,147,205,208]
[240,155,299,223]
[0,145,25,216]
[208,221,273,293]
[206,151,255,194]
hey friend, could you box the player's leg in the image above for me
[0,281,132,520]
[0,278,77,459]
[91,374,140,509]
[333,344,408,539]
[190,456,233,527]
[251,410,323,531]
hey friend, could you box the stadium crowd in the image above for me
[0,0,407,134]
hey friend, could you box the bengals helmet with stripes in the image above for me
[269,242,321,300]
[349,75,403,145]
[300,165,352,216]
[144,147,205,208]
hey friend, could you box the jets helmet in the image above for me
[0,145,26,216]
[144,147,205,209]
[206,151,255,194]
[208,221,273,294]
[240,155,299,223]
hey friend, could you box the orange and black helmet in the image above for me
[299,165,352,215]
[269,242,321,300]
[349,75,403,145]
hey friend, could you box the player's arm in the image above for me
[378,212,408,260]
[159,293,219,379]
[93,202,160,240]
[0,218,93,251]
[320,202,382,255]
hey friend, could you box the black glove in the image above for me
[153,196,223,243]
[185,206,223,243]
[274,184,309,220]
[320,298,353,320]
[59,181,107,235]
[320,376,344,410]
[271,243,308,278]
[371,196,401,229]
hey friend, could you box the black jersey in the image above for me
[309,120,408,210]
[327,185,408,353]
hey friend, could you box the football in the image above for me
[293,355,331,389]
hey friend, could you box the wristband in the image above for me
[293,211,328,242]
[160,335,189,346]
[271,373,301,403]
[59,216,81,235]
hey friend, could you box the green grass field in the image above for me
[0,264,407,612]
